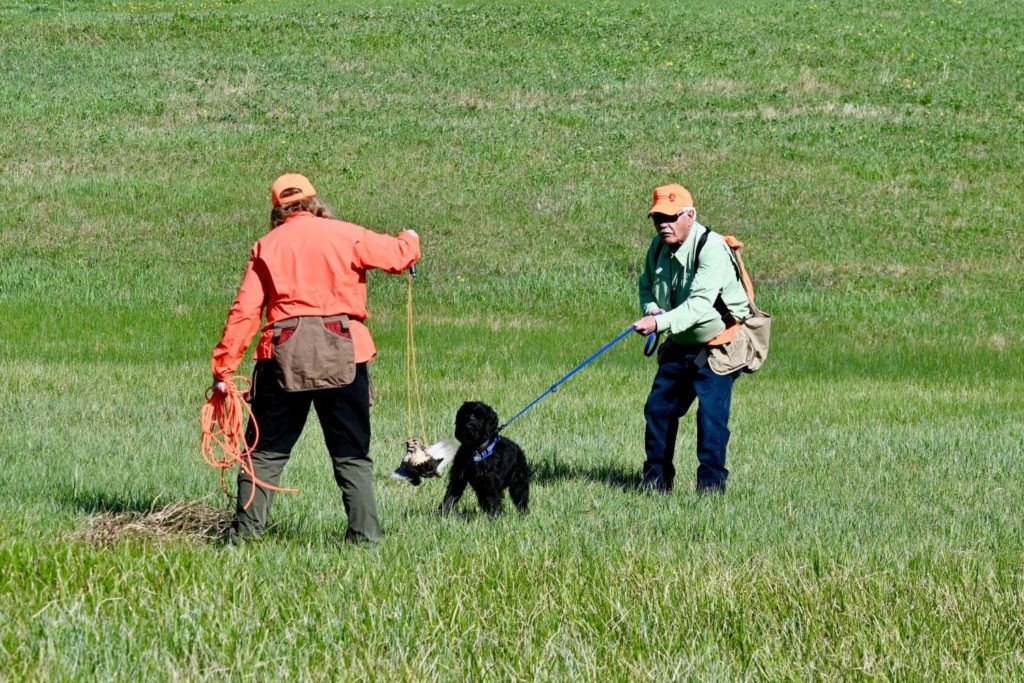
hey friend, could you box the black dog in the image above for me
[439,402,529,516]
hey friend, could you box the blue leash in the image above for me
[643,328,662,357]
[498,326,649,433]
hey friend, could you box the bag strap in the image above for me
[692,227,710,270]
[694,227,742,324]
[697,226,743,283]
[721,236,756,305]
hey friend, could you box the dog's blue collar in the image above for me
[473,436,500,463]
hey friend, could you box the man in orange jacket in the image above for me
[211,173,420,544]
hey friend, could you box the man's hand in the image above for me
[633,315,660,336]
[212,377,228,396]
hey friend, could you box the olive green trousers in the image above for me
[229,361,380,544]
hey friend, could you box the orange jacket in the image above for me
[212,211,421,380]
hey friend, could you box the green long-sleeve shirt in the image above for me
[638,221,751,345]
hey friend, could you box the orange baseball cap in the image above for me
[648,183,694,216]
[271,173,317,207]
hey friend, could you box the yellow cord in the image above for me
[406,272,428,446]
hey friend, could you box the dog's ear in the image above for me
[455,401,475,426]
[482,403,499,435]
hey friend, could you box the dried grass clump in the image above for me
[75,499,232,546]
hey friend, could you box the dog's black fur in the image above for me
[439,401,530,516]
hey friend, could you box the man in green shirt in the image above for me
[633,183,751,494]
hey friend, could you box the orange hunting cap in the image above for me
[648,183,694,216]
[271,173,317,207]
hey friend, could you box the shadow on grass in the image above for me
[60,488,175,515]
[530,458,645,492]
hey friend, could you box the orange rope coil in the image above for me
[200,374,297,509]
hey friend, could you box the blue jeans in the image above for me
[643,343,738,491]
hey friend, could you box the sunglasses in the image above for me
[650,212,679,224]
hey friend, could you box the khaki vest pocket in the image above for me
[272,315,357,392]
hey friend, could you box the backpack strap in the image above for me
[722,235,756,304]
[688,226,733,325]
[693,227,711,270]
[697,226,742,282]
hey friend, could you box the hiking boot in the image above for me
[226,521,261,546]
[344,528,382,545]
[640,467,672,495]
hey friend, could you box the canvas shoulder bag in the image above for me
[271,314,357,392]
[705,235,772,375]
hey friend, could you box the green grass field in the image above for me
[2,0,1023,678]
